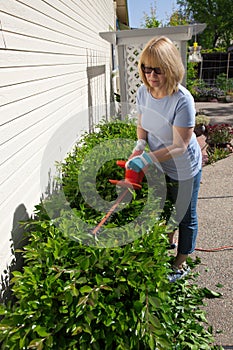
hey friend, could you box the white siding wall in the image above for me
[0,0,115,279]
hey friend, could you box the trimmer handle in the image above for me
[109,160,145,190]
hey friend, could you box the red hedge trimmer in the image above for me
[92,160,145,235]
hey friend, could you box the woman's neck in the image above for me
[150,87,167,99]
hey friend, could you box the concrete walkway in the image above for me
[193,101,233,348]
[195,101,233,125]
[194,154,233,348]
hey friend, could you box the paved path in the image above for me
[195,101,233,125]
[193,101,233,348]
[194,154,233,348]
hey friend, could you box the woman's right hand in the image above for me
[128,139,146,159]
[128,149,143,160]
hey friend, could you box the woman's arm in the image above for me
[126,124,194,172]
[149,125,194,163]
[137,114,147,141]
[128,114,148,159]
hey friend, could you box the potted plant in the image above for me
[194,81,225,102]
[194,114,209,137]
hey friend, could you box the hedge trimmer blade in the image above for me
[92,188,129,235]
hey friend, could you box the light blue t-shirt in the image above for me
[136,84,202,180]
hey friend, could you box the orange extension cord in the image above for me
[195,245,233,252]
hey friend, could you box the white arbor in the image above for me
[100,25,206,116]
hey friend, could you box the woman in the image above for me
[126,36,202,283]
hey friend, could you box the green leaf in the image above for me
[148,334,155,349]
[148,296,161,308]
[77,277,87,284]
[28,338,44,349]
[11,271,22,278]
[71,325,83,335]
[80,257,90,270]
[133,300,143,312]
[100,285,113,291]
[0,305,6,315]
[34,325,50,337]
[0,323,12,331]
[80,285,93,294]
[201,287,222,298]
[77,296,87,306]
[156,335,172,349]
[82,323,92,334]
[148,314,161,328]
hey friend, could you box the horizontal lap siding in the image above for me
[0,0,115,277]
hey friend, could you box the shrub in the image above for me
[207,147,231,164]
[216,73,233,94]
[0,119,223,349]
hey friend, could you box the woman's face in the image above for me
[142,63,167,91]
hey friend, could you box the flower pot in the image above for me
[225,95,233,103]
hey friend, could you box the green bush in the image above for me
[216,73,233,94]
[207,146,232,164]
[186,61,199,97]
[0,118,223,349]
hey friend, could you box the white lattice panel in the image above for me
[125,44,144,105]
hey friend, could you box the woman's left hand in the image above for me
[125,151,153,172]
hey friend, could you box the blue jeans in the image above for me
[164,169,202,255]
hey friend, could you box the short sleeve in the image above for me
[136,85,148,115]
[173,94,196,127]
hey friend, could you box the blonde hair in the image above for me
[138,36,185,95]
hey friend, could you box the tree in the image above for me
[177,0,233,49]
[168,10,188,26]
[141,1,160,28]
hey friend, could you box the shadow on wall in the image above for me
[87,65,108,133]
[0,204,29,304]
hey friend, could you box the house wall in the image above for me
[0,0,115,283]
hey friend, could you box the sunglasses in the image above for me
[141,65,163,75]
